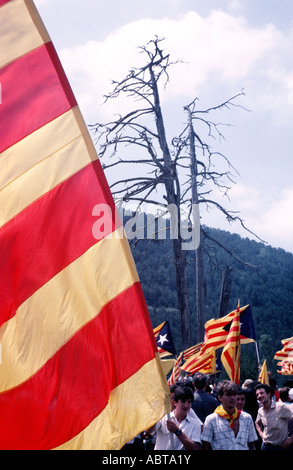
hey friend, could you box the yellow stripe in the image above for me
[55,355,170,450]
[0,109,80,191]
[0,228,138,393]
[0,0,50,70]
[0,108,98,228]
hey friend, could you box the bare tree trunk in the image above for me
[150,64,192,349]
[187,108,206,342]
[173,239,192,349]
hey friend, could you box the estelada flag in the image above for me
[221,302,241,384]
[223,305,256,344]
[201,304,256,355]
[153,321,176,357]
[0,0,170,450]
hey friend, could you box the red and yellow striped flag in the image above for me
[221,302,241,384]
[0,0,170,450]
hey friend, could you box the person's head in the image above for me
[236,387,246,410]
[173,386,194,417]
[193,372,207,391]
[279,386,290,403]
[217,380,238,413]
[255,383,274,406]
[242,379,253,390]
[183,377,195,392]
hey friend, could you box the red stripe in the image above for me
[0,0,11,6]
[0,160,120,327]
[0,283,156,450]
[201,337,226,353]
[0,42,77,153]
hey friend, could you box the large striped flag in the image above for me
[0,0,170,450]
[221,302,241,384]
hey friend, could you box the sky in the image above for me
[34,0,293,253]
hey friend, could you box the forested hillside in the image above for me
[128,219,293,383]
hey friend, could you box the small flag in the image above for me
[258,359,269,385]
[153,321,176,357]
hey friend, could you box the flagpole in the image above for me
[255,341,260,365]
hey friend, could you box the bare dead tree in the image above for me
[91,37,192,349]
[90,37,264,348]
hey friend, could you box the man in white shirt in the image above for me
[202,380,258,450]
[149,386,202,450]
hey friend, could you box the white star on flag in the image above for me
[157,334,169,347]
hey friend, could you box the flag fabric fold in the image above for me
[274,337,293,363]
[181,350,216,375]
[258,359,269,385]
[277,361,293,375]
[0,0,170,450]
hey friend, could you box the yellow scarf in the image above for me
[215,405,241,428]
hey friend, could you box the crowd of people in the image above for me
[122,374,293,451]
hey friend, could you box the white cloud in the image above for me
[59,10,286,123]
[55,7,293,253]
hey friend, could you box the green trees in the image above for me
[131,222,293,382]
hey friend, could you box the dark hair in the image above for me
[217,380,238,397]
[279,387,290,402]
[174,386,194,403]
[193,372,207,390]
[255,383,274,397]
